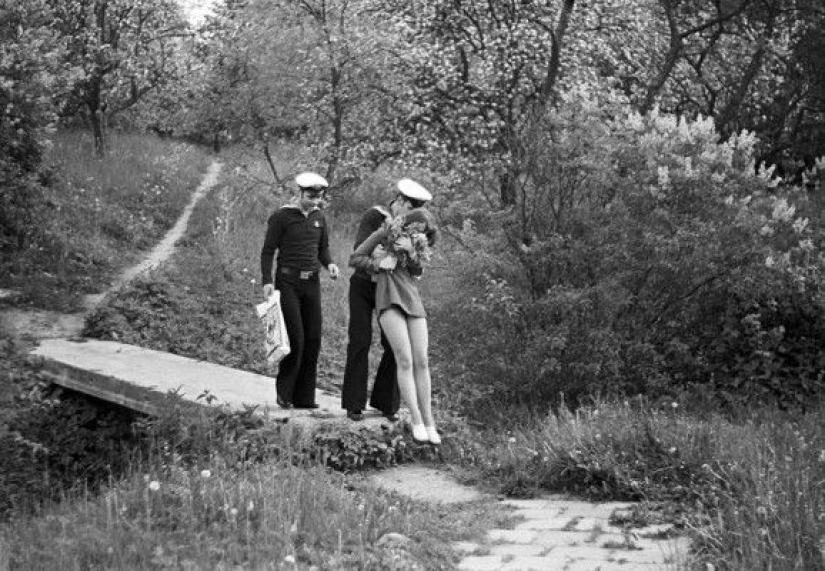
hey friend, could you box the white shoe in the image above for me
[411,424,428,442]
[425,426,441,445]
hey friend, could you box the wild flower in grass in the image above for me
[148,481,160,492]
[283,555,295,564]
[200,469,211,479]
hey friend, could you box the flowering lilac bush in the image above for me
[433,93,824,415]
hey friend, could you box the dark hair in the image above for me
[402,208,438,246]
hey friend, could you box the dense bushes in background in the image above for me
[0,0,69,254]
[434,93,824,419]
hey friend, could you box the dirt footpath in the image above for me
[0,162,222,343]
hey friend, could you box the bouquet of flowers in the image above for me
[381,210,434,271]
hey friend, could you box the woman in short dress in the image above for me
[349,209,440,444]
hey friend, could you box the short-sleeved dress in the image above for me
[349,225,426,318]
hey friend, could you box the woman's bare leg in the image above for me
[379,308,423,426]
[406,316,434,426]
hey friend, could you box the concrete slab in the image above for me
[488,543,548,558]
[486,529,539,544]
[466,496,692,571]
[504,498,632,520]
[28,338,395,430]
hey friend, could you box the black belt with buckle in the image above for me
[278,267,318,280]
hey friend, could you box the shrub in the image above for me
[433,93,825,418]
[0,0,70,253]
[1,384,142,517]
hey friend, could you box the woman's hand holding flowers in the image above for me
[384,216,432,270]
[393,235,413,254]
[378,254,398,270]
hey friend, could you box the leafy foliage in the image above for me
[0,0,73,253]
[0,376,142,517]
[433,93,824,417]
[174,0,405,187]
[47,0,189,155]
[312,426,417,472]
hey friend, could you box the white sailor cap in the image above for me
[397,178,432,203]
[295,172,329,190]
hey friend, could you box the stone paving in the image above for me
[372,468,689,571]
[455,496,688,571]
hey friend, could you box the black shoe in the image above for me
[293,403,320,409]
[347,410,364,421]
[384,412,400,422]
[277,395,292,409]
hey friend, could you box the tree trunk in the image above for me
[86,72,106,157]
[263,142,286,193]
[641,0,682,114]
[715,10,775,135]
[500,171,517,206]
[326,65,344,185]
[540,0,576,104]
[89,104,106,157]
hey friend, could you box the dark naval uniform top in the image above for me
[351,206,391,282]
[261,204,332,284]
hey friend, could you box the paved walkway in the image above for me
[372,467,689,571]
[455,497,687,570]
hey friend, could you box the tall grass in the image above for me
[689,412,824,570]
[0,402,504,570]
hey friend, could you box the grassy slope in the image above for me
[0,130,214,311]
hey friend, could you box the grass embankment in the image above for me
[0,131,213,311]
